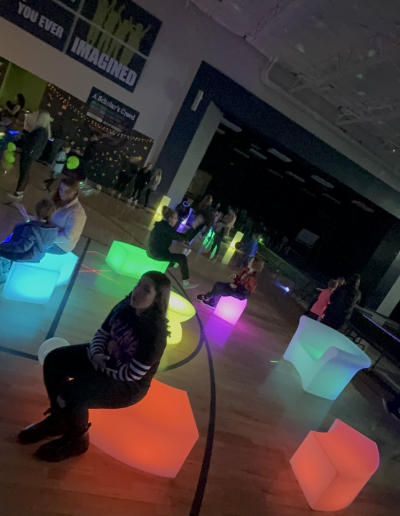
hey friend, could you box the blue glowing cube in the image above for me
[3,252,78,304]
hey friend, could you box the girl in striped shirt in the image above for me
[18,271,171,462]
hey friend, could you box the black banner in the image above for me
[0,0,75,51]
[0,0,162,91]
[86,87,140,131]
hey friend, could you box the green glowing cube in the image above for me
[106,241,169,279]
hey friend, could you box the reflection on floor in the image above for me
[1,162,400,516]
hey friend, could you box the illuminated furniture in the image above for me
[290,419,379,511]
[3,252,78,304]
[149,195,171,231]
[90,379,199,478]
[106,241,169,279]
[221,230,244,265]
[214,296,247,325]
[283,316,371,400]
[275,275,296,294]
[38,337,70,365]
[167,291,196,345]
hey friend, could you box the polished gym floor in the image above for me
[0,162,399,516]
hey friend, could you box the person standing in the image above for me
[113,155,140,196]
[42,142,71,191]
[220,206,238,238]
[128,163,152,204]
[238,233,260,268]
[174,197,193,230]
[144,168,162,208]
[323,275,361,330]
[7,111,52,201]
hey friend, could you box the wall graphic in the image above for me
[41,83,153,187]
[0,0,162,92]
[86,87,140,132]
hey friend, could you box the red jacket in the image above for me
[234,267,258,293]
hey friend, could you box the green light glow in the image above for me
[106,241,169,279]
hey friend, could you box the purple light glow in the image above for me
[214,296,247,325]
[205,315,234,346]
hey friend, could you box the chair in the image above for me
[167,292,196,345]
[283,316,371,400]
[290,419,379,511]
[214,296,247,325]
[106,241,169,279]
[3,252,78,304]
[89,379,199,478]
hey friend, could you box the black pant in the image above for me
[16,153,33,192]
[205,282,250,306]
[131,183,146,200]
[114,174,132,194]
[43,345,149,435]
[144,188,152,207]
[388,394,400,413]
[48,138,64,164]
[210,235,223,257]
[148,250,189,280]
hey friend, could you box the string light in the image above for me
[47,84,153,142]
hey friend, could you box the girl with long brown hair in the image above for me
[17,271,171,462]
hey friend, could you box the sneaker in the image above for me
[35,425,91,462]
[18,410,67,445]
[6,191,23,201]
[197,295,206,302]
[202,298,216,308]
[183,281,198,290]
[382,398,400,421]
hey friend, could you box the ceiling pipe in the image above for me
[260,57,400,193]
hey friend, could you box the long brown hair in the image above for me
[142,271,171,316]
[53,178,80,208]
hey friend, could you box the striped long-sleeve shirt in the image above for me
[89,296,167,383]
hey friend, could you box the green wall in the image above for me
[0,63,47,114]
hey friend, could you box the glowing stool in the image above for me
[167,291,196,345]
[214,296,247,325]
[290,419,379,511]
[106,241,169,278]
[90,379,199,477]
[3,252,78,304]
[283,316,371,400]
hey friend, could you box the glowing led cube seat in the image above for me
[90,379,199,478]
[290,419,379,511]
[166,292,196,345]
[283,316,371,400]
[3,252,78,304]
[214,296,247,325]
[106,241,169,278]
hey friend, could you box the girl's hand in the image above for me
[92,353,110,369]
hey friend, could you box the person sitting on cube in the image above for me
[0,199,58,284]
[196,255,264,308]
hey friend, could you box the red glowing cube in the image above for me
[89,380,199,478]
[290,419,379,511]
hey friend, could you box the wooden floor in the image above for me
[1,162,400,516]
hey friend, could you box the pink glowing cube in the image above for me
[214,296,247,325]
[290,419,379,511]
[89,380,199,478]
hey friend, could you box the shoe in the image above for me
[18,409,67,445]
[183,281,198,289]
[202,298,216,308]
[382,398,400,421]
[197,295,206,301]
[110,190,116,196]
[36,425,91,462]
[6,191,23,201]
[117,193,121,199]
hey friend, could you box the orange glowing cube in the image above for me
[89,379,199,478]
[290,419,379,511]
